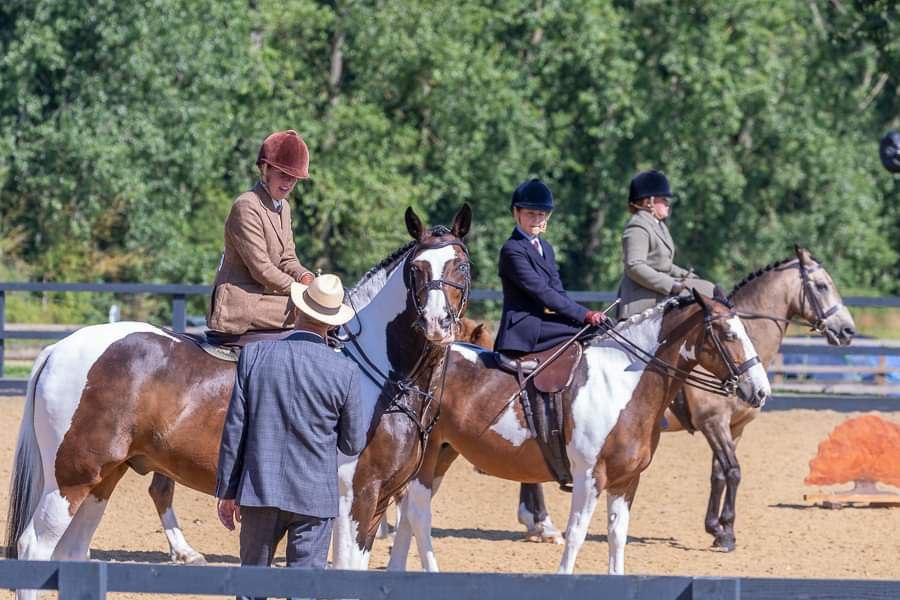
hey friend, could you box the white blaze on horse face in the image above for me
[415,246,459,340]
[726,316,771,399]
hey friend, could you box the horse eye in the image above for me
[816,282,828,291]
[458,263,470,273]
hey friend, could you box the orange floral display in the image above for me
[805,415,900,488]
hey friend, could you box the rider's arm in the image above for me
[622,224,679,295]
[279,204,314,283]
[501,244,589,324]
[226,199,296,294]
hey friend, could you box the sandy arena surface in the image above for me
[1,395,898,598]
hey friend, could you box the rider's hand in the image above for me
[670,281,685,296]
[217,499,241,531]
[584,311,609,327]
[298,272,315,285]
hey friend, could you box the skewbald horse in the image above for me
[387,290,771,574]
[5,206,471,598]
[516,247,857,551]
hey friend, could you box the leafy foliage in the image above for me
[1,0,897,323]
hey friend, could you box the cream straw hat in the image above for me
[290,274,355,326]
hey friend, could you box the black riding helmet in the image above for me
[628,170,673,203]
[880,131,900,173]
[511,178,555,212]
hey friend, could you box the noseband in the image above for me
[404,233,471,328]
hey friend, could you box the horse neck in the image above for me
[354,264,442,384]
[730,265,800,365]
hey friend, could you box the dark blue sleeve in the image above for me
[500,243,589,324]
[214,346,253,499]
[337,366,366,456]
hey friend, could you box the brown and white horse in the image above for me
[516,247,856,551]
[387,291,771,574]
[5,206,471,596]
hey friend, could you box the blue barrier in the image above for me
[2,560,900,599]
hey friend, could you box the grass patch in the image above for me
[3,364,32,379]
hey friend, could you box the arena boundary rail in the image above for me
[1,282,899,402]
[2,559,900,599]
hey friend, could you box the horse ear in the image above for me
[692,287,709,311]
[472,323,484,338]
[451,203,472,239]
[405,207,425,240]
[794,243,805,261]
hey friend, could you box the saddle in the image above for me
[171,329,296,362]
[492,342,585,491]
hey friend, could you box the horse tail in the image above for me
[4,343,54,558]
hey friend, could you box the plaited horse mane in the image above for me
[5,206,471,599]
[515,247,856,552]
[386,291,771,575]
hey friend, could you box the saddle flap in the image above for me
[532,343,584,394]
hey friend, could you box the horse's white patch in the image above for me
[490,402,531,446]
[606,495,631,575]
[333,456,368,570]
[405,479,439,572]
[678,342,695,361]
[160,507,204,563]
[451,343,481,364]
[557,470,600,574]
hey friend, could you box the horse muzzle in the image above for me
[736,378,769,408]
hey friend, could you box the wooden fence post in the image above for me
[58,561,106,600]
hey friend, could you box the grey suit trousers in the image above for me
[238,506,334,600]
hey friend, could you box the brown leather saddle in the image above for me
[492,342,585,491]
[171,329,296,362]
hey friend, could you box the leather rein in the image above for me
[603,301,760,397]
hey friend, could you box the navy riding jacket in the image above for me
[494,228,590,354]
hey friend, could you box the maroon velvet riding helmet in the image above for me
[256,129,310,179]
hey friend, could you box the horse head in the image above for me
[404,204,472,343]
[663,289,772,408]
[793,246,856,346]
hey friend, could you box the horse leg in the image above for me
[332,456,369,569]
[700,418,739,551]
[607,477,639,575]
[557,467,602,574]
[703,455,727,542]
[148,473,206,564]
[518,484,563,544]
[53,464,128,560]
[388,441,449,572]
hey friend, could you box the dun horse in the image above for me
[388,290,771,574]
[516,247,856,551]
[5,206,471,594]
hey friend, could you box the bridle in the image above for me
[404,230,471,330]
[604,299,759,397]
[736,252,843,335]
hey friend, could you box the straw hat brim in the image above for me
[290,283,355,326]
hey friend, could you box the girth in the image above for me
[493,342,585,491]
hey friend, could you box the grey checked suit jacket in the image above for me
[215,331,365,518]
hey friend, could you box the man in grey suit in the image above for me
[215,273,365,584]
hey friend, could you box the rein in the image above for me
[603,303,757,397]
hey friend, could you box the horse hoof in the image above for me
[523,529,564,545]
[712,536,736,552]
[174,551,207,565]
